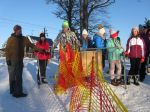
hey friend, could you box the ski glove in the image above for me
[6,60,11,66]
[40,49,46,54]
[47,59,50,64]
[140,57,145,63]
[124,52,129,56]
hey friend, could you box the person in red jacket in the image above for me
[125,27,145,85]
[35,33,50,84]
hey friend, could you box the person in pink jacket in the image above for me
[35,33,50,84]
[125,27,145,86]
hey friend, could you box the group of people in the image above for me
[5,21,150,98]
[81,25,150,86]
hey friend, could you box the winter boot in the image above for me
[127,76,132,85]
[139,75,145,82]
[133,75,140,86]
[116,77,124,85]
[42,78,48,84]
[37,74,41,85]
[13,93,27,98]
[111,79,119,86]
[116,78,121,85]
[121,76,125,85]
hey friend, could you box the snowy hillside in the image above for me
[0,57,150,112]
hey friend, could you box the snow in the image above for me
[0,58,65,112]
[0,57,150,112]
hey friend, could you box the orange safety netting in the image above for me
[55,43,85,94]
[55,45,128,112]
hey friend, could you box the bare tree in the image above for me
[46,0,79,31]
[81,0,115,34]
[46,0,115,36]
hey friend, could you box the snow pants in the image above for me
[102,49,106,69]
[37,60,47,79]
[109,60,121,80]
[139,56,149,80]
[8,60,23,95]
[128,58,140,76]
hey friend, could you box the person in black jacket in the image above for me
[139,29,150,82]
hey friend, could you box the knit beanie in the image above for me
[13,25,22,32]
[132,27,139,32]
[82,29,88,35]
[62,21,69,28]
[40,32,45,38]
[110,30,119,39]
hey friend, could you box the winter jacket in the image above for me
[54,31,80,49]
[93,33,106,49]
[82,38,88,50]
[142,35,150,57]
[106,37,124,61]
[81,37,93,50]
[35,41,50,60]
[5,33,41,61]
[126,37,145,58]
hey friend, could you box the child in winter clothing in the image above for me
[93,24,106,68]
[93,25,106,49]
[81,29,89,50]
[106,30,124,86]
[81,29,93,50]
[125,27,145,85]
[53,21,81,93]
[35,33,50,84]
[53,21,80,49]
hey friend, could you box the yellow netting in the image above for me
[55,45,128,112]
[69,56,128,112]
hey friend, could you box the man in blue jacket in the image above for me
[93,24,106,68]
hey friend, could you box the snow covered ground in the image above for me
[0,57,150,112]
[0,58,66,112]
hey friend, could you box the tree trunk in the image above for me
[68,0,73,31]
[83,0,88,30]
[80,0,88,37]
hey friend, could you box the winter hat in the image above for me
[62,21,69,28]
[110,30,119,39]
[98,27,105,36]
[132,27,139,32]
[40,32,45,38]
[82,29,88,35]
[13,25,22,32]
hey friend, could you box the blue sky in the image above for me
[0,0,150,48]
[109,0,150,47]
